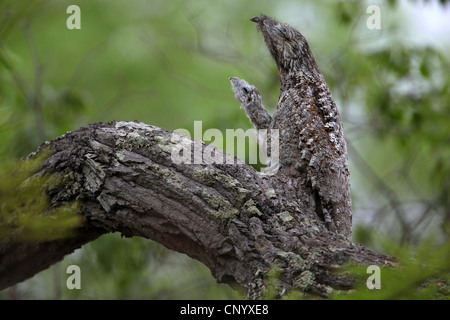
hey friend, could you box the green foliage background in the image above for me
[0,0,449,299]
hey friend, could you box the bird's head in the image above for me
[251,15,319,78]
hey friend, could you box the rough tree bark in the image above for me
[0,121,394,298]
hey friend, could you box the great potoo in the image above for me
[231,15,352,239]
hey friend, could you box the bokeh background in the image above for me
[0,0,449,299]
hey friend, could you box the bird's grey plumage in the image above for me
[231,15,352,239]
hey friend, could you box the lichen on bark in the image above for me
[0,121,395,298]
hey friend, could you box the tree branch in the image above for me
[0,121,394,298]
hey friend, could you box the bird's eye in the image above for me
[242,87,248,94]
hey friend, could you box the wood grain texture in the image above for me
[0,121,393,298]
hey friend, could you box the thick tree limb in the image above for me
[0,121,393,298]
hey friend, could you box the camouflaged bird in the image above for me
[231,15,352,239]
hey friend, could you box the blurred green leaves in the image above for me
[0,0,449,298]
[367,46,450,143]
[333,238,450,300]
[0,150,81,242]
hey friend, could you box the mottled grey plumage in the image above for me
[229,77,277,172]
[231,15,352,239]
[229,77,271,131]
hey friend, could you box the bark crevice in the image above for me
[0,121,394,298]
